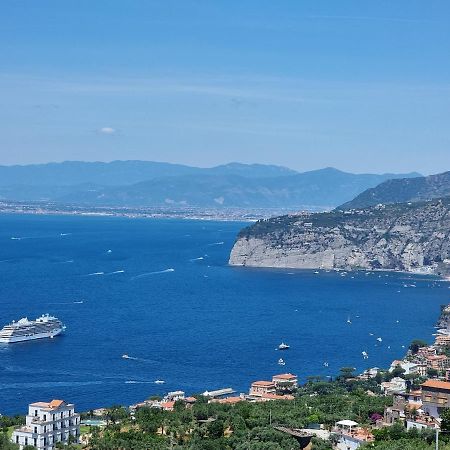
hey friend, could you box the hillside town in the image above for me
[4,304,450,449]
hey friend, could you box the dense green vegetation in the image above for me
[4,375,450,448]
[85,377,388,449]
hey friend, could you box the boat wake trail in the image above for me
[86,272,105,276]
[131,268,175,280]
[207,241,224,246]
[107,270,125,275]
[189,257,204,262]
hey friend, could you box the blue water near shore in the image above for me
[0,214,448,415]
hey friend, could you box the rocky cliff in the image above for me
[229,198,450,274]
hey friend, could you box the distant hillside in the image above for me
[339,171,450,210]
[0,161,420,209]
[229,197,450,275]
[0,160,296,186]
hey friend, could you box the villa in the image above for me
[249,381,276,397]
[272,373,298,392]
[12,399,80,450]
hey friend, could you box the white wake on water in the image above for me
[131,268,175,280]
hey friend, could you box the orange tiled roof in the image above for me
[30,400,66,409]
[160,401,175,410]
[252,381,275,387]
[272,373,297,380]
[422,380,450,390]
[49,400,65,409]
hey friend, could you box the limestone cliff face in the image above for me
[229,198,450,274]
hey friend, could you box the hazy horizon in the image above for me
[0,158,426,176]
[1,1,450,174]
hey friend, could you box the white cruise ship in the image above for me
[0,314,66,343]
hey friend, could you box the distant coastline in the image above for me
[0,200,311,222]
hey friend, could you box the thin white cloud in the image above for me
[98,127,116,135]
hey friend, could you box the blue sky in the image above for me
[1,1,450,174]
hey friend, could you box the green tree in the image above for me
[338,367,356,380]
[0,432,19,450]
[409,339,428,354]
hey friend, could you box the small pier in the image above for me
[202,388,235,398]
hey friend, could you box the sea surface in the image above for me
[0,214,448,415]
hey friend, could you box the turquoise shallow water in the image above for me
[0,214,448,415]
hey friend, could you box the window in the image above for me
[34,427,37,433]
[43,414,47,421]
[53,414,55,421]
[16,436,19,444]
[438,397,448,405]
[34,410,38,417]
[34,438,37,447]
[25,438,28,445]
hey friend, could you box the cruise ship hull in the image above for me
[0,328,63,343]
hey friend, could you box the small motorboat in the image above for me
[122,354,130,359]
[154,380,165,384]
[278,358,286,366]
[278,342,290,350]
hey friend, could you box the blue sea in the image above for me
[0,214,448,415]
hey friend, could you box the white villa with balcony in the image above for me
[12,399,80,450]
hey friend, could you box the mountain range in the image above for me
[0,160,420,209]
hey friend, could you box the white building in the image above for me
[12,399,80,450]
[381,377,406,395]
[389,360,419,375]
[332,420,374,450]
[164,390,185,402]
